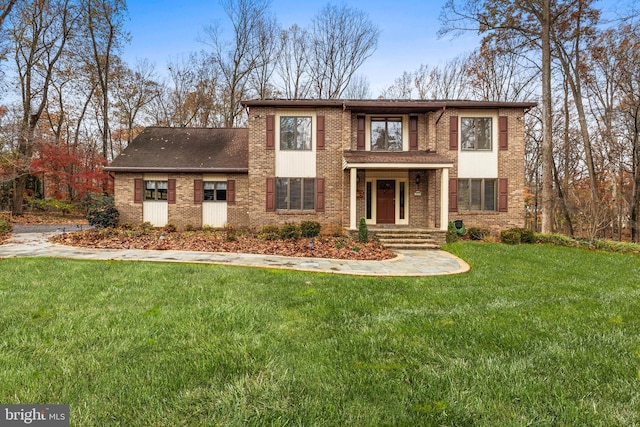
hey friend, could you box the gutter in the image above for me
[103,167,249,173]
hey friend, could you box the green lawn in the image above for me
[1,242,639,426]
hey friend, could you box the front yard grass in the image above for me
[1,242,639,426]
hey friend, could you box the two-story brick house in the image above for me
[106,99,535,236]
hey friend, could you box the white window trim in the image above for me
[365,115,409,152]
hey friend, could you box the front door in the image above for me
[376,180,395,224]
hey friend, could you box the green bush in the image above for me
[518,227,535,243]
[258,225,280,241]
[358,218,368,243]
[467,227,487,241]
[224,224,238,242]
[534,233,640,254]
[301,221,321,238]
[163,223,178,233]
[279,223,301,240]
[0,218,13,234]
[86,195,119,229]
[32,198,76,215]
[446,222,459,243]
[500,228,522,245]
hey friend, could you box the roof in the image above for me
[343,150,454,169]
[243,99,538,114]
[105,127,248,173]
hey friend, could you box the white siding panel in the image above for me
[276,151,316,177]
[457,111,499,179]
[275,110,317,177]
[202,202,227,228]
[458,150,498,178]
[143,201,168,226]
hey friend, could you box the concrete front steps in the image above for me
[369,228,446,250]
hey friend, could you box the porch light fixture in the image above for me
[415,173,421,185]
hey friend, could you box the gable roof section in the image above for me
[105,127,248,173]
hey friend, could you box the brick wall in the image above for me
[114,172,143,224]
[113,172,248,230]
[439,108,526,233]
[115,103,527,234]
[246,107,346,231]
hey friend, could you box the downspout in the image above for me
[435,106,446,125]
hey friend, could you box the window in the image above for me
[280,116,312,150]
[458,179,496,211]
[203,182,227,202]
[371,118,402,151]
[461,117,492,150]
[276,178,315,210]
[144,180,168,200]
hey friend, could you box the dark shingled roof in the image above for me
[244,99,538,114]
[343,150,453,166]
[105,127,248,173]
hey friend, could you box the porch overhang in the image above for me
[342,150,453,170]
[344,151,452,231]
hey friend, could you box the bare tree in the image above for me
[9,0,78,214]
[550,0,601,229]
[276,24,311,99]
[343,74,371,99]
[113,59,159,145]
[0,0,17,29]
[465,39,538,102]
[202,0,275,127]
[80,0,128,160]
[440,0,555,233]
[308,3,380,99]
[382,71,414,99]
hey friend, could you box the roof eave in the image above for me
[104,167,249,173]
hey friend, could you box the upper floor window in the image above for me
[203,182,227,202]
[280,116,312,150]
[371,117,402,151]
[144,180,168,201]
[461,117,492,151]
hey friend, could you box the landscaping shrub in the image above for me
[500,228,522,245]
[86,195,119,229]
[446,221,459,243]
[301,221,321,238]
[0,217,13,234]
[258,225,280,241]
[163,223,178,233]
[358,218,368,243]
[224,224,238,242]
[534,233,640,254]
[279,223,301,240]
[32,198,77,215]
[466,227,488,241]
[518,227,535,243]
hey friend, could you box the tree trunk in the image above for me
[631,107,640,243]
[541,0,554,234]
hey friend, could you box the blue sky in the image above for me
[122,0,628,95]
[122,0,482,95]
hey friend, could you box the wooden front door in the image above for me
[376,180,395,224]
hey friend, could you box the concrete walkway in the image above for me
[0,225,470,276]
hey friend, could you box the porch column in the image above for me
[440,168,449,231]
[350,167,358,230]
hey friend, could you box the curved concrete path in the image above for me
[0,225,470,276]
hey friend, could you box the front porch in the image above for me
[343,151,453,231]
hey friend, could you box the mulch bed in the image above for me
[50,228,395,261]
